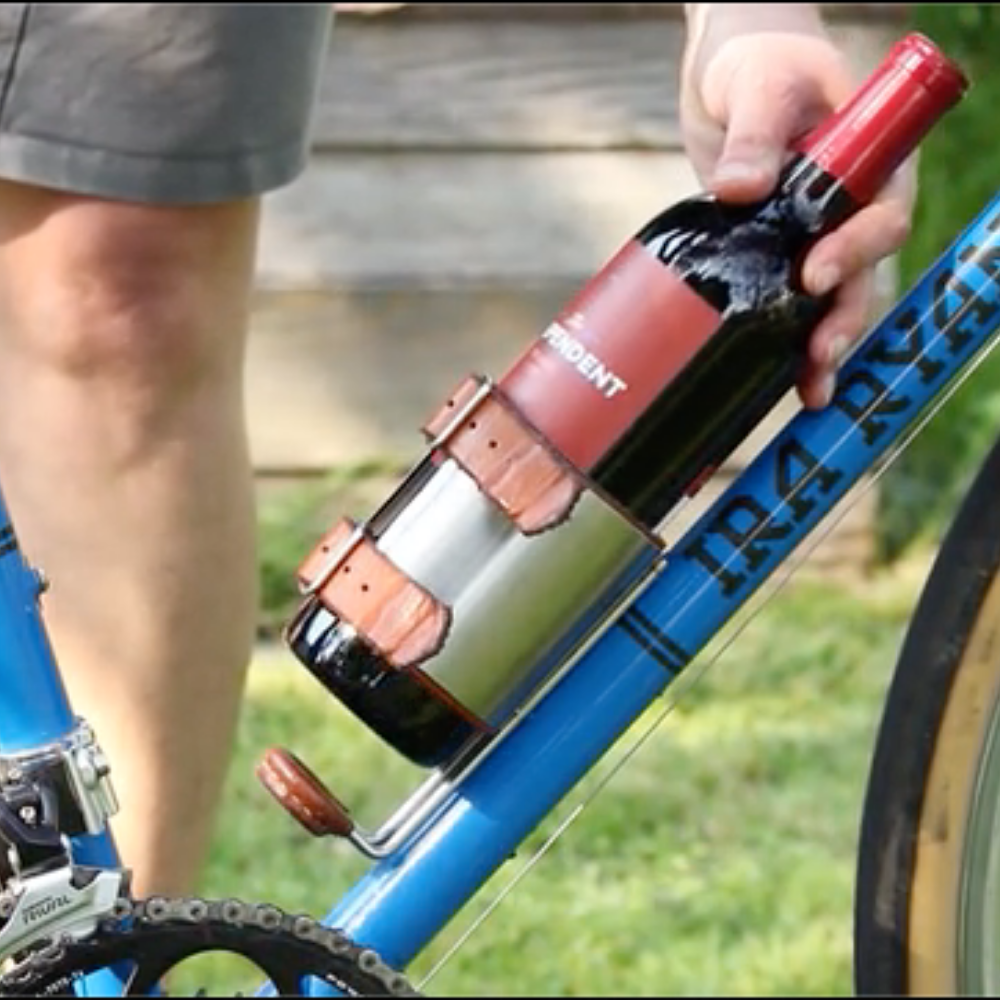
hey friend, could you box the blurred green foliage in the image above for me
[878,4,1000,558]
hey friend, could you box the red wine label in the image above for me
[500,240,721,471]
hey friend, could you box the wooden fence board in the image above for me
[312,15,902,151]
[256,151,700,289]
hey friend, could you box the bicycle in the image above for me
[0,169,997,999]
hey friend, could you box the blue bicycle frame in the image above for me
[2,189,1000,997]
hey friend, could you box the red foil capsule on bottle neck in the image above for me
[794,32,968,205]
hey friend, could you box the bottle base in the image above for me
[286,600,480,769]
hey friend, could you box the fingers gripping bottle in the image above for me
[286,34,967,768]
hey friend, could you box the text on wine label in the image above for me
[539,323,629,400]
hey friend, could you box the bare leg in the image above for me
[0,180,260,897]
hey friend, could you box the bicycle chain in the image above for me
[0,893,419,996]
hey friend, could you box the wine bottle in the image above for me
[287,33,967,769]
[500,31,967,527]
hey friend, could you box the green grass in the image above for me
[182,554,930,996]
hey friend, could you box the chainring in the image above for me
[0,895,418,996]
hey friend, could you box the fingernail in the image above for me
[827,335,851,367]
[809,263,841,296]
[713,159,769,187]
[817,373,837,408]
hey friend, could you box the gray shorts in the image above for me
[0,3,333,204]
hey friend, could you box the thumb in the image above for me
[701,38,854,203]
[709,72,804,202]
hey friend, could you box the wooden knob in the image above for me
[256,747,355,839]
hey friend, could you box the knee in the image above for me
[0,186,260,392]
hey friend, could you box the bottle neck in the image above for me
[776,154,857,242]
[785,33,966,215]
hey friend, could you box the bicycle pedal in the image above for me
[255,748,355,840]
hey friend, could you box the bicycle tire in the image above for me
[855,431,1000,994]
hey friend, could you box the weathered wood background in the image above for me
[248,2,908,570]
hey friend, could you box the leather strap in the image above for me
[297,518,450,669]
[423,375,582,533]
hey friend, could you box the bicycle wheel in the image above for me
[855,432,1000,994]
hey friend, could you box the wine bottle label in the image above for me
[500,240,721,471]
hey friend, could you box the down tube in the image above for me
[317,192,1000,979]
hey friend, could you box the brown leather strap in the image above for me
[256,747,354,839]
[423,374,484,441]
[423,375,582,533]
[297,518,450,669]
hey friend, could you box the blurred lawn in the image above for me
[186,553,931,996]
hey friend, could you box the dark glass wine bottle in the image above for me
[287,33,967,768]
[499,32,967,528]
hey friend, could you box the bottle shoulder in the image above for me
[637,193,813,319]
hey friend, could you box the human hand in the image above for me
[680,4,917,408]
